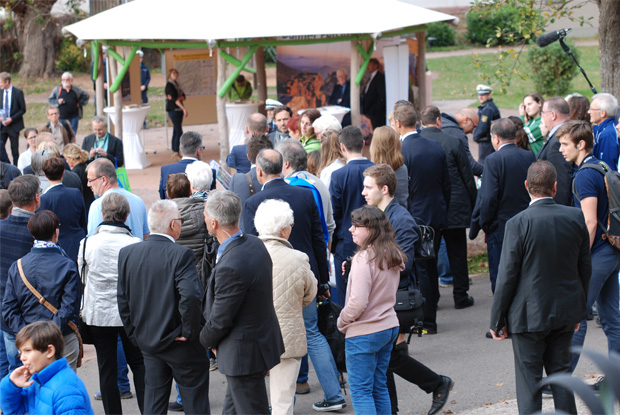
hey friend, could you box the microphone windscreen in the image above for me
[536,31,560,47]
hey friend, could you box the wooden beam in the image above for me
[217,45,258,98]
[416,31,427,109]
[216,50,230,168]
[350,41,361,128]
[255,47,267,115]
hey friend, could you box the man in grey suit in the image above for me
[118,200,210,415]
[201,190,284,414]
[490,160,591,415]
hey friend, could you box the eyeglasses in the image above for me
[172,218,184,224]
[588,107,601,112]
[200,146,206,150]
[351,224,366,230]
[87,176,103,184]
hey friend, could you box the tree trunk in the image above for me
[15,1,58,78]
[598,0,620,97]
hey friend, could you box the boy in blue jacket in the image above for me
[0,321,93,415]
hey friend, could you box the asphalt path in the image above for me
[76,273,610,415]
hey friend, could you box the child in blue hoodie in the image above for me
[0,321,93,415]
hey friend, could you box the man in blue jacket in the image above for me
[589,93,619,170]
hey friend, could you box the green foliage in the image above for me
[527,40,579,96]
[427,22,456,47]
[56,36,90,73]
[466,1,543,46]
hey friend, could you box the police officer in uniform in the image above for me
[473,84,501,164]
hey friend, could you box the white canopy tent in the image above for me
[64,0,456,164]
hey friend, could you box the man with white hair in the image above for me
[48,71,90,134]
[118,200,211,415]
[589,92,619,170]
[159,131,206,199]
[312,114,342,141]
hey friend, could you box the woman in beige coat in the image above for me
[255,199,317,415]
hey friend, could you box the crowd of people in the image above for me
[1,63,620,415]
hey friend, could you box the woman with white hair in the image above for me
[186,160,213,200]
[254,199,317,415]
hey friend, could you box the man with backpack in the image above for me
[557,120,620,380]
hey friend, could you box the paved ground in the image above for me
[77,272,610,415]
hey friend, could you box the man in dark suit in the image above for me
[118,200,210,415]
[229,135,272,205]
[361,58,386,129]
[330,126,374,305]
[471,118,536,297]
[441,108,483,176]
[159,131,203,199]
[0,72,26,166]
[82,115,124,168]
[396,103,452,332]
[329,69,351,127]
[538,96,573,206]
[243,149,346,411]
[38,157,86,263]
[201,190,283,414]
[420,106,477,309]
[490,160,590,415]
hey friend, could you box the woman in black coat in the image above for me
[165,68,188,156]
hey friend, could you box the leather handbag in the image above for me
[16,259,84,368]
[413,218,435,260]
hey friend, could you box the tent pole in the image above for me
[217,49,230,168]
[108,47,123,139]
[350,41,361,128]
[95,43,105,117]
[217,45,259,98]
[255,47,267,115]
[416,31,427,109]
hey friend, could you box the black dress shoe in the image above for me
[485,331,493,339]
[168,402,184,412]
[428,375,454,415]
[454,296,474,309]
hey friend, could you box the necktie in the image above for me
[3,90,8,116]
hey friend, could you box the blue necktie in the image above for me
[3,90,8,116]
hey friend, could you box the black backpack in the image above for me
[572,161,620,250]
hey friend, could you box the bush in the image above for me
[527,40,579,97]
[466,1,543,46]
[427,22,456,47]
[56,36,90,73]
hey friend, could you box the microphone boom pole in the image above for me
[558,37,598,94]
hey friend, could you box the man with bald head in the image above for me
[226,113,269,174]
[242,148,346,411]
[442,108,483,176]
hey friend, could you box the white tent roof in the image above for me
[64,0,456,42]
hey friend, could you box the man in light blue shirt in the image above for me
[86,158,149,239]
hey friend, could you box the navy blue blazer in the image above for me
[159,158,216,199]
[401,133,451,230]
[0,87,26,134]
[243,178,329,286]
[328,81,351,108]
[226,144,251,174]
[39,184,87,263]
[537,134,573,206]
[159,158,196,199]
[329,158,374,260]
[472,143,536,241]
[384,198,419,289]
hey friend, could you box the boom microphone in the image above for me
[536,28,572,47]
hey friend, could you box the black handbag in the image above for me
[317,299,347,373]
[394,285,426,337]
[413,218,435,261]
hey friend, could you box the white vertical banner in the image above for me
[382,43,410,121]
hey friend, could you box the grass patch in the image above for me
[468,252,489,275]
[427,45,601,109]
[11,76,59,95]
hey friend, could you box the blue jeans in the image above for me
[168,110,183,153]
[302,298,343,402]
[297,354,309,383]
[438,237,453,285]
[346,327,398,415]
[117,335,131,393]
[3,332,21,373]
[486,230,502,293]
[572,243,620,370]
